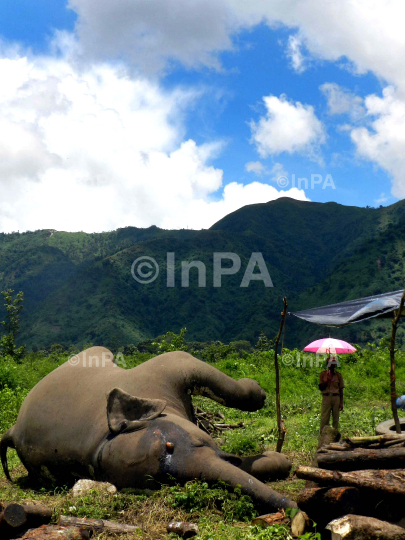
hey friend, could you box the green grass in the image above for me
[0,342,402,539]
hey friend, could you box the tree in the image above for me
[0,289,26,360]
[255,331,274,352]
[153,328,189,354]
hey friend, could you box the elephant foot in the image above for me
[239,451,292,482]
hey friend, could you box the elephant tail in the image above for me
[1,427,15,481]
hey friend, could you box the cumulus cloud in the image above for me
[0,53,306,233]
[178,181,309,230]
[320,83,365,121]
[67,0,405,93]
[67,0,238,72]
[250,94,325,160]
[350,86,405,198]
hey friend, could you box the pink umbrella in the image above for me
[304,337,356,354]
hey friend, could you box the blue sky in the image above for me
[0,1,404,232]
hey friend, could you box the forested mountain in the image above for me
[1,197,404,349]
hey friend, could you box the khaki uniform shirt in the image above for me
[319,370,344,395]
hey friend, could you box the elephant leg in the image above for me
[196,449,296,514]
[144,352,267,411]
[238,451,292,482]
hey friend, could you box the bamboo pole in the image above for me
[389,290,405,434]
[274,297,288,453]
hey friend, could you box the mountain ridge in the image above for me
[1,197,404,349]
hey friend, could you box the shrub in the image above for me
[167,481,257,522]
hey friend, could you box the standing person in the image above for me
[319,357,344,433]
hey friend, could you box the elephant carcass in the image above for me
[1,347,295,513]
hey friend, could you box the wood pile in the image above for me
[295,431,405,537]
[0,501,143,539]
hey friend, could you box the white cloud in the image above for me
[245,161,265,175]
[250,94,325,160]
[320,83,365,121]
[0,53,306,233]
[375,193,388,205]
[350,86,405,198]
[178,182,309,230]
[67,0,238,72]
[270,162,288,183]
[67,0,405,94]
[287,34,306,73]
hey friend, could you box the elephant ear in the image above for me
[107,388,167,435]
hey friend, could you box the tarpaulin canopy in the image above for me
[291,289,405,327]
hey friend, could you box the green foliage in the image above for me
[167,481,257,522]
[153,328,189,353]
[200,342,236,363]
[221,433,263,456]
[0,386,28,433]
[197,523,320,540]
[0,290,25,360]
[256,332,275,352]
[60,491,139,520]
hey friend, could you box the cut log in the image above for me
[0,503,27,529]
[58,515,140,533]
[317,446,405,471]
[296,466,405,495]
[21,525,90,540]
[291,511,310,537]
[0,502,52,530]
[326,514,405,540]
[297,486,362,525]
[167,521,199,538]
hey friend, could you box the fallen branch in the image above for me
[194,407,249,435]
[58,515,140,534]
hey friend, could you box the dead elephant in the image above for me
[1,347,295,513]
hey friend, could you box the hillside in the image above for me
[1,198,405,349]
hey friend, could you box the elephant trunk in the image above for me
[197,453,297,514]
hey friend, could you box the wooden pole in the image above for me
[389,290,405,434]
[274,297,288,453]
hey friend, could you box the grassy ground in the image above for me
[0,342,402,539]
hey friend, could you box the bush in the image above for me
[0,386,28,433]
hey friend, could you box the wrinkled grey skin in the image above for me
[1,347,295,512]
